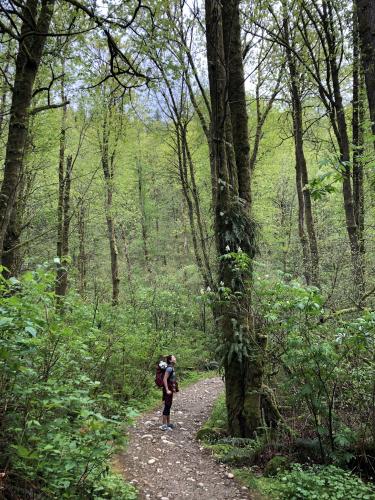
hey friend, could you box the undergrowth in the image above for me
[198,394,375,499]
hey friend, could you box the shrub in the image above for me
[276,464,375,499]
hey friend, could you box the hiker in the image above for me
[160,354,178,431]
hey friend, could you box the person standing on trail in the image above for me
[160,354,178,431]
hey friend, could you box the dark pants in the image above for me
[162,387,173,416]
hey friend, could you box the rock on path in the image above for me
[115,377,251,500]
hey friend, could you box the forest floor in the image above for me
[114,377,252,500]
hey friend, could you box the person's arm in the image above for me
[163,370,172,395]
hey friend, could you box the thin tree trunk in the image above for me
[320,1,365,296]
[55,155,72,299]
[177,126,209,286]
[183,129,213,286]
[283,14,320,286]
[120,224,135,307]
[136,157,151,274]
[55,67,68,297]
[0,0,55,262]
[101,113,120,306]
[77,201,87,297]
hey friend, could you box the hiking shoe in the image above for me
[160,424,170,431]
[167,423,175,429]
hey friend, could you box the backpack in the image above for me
[155,360,172,388]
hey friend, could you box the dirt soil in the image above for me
[115,377,252,500]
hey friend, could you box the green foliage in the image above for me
[255,274,375,462]
[0,269,138,498]
[0,268,210,497]
[264,456,290,477]
[276,464,375,499]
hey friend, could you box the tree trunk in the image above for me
[352,9,365,262]
[136,157,151,274]
[320,1,365,296]
[55,68,68,297]
[0,0,55,262]
[205,0,265,437]
[55,155,72,299]
[101,112,120,306]
[356,0,375,142]
[330,61,365,297]
[283,15,320,287]
[183,128,213,287]
[77,201,87,297]
[177,125,209,287]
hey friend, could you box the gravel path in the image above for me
[115,377,251,500]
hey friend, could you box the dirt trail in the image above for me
[115,377,251,500]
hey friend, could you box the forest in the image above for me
[1,0,375,498]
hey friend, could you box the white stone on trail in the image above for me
[141,434,153,439]
[226,472,234,479]
[148,458,157,464]
[161,439,174,446]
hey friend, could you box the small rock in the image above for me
[198,482,204,487]
[148,458,157,464]
[141,434,153,440]
[226,472,234,479]
[144,420,153,426]
[241,486,248,490]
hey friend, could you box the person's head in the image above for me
[166,354,176,365]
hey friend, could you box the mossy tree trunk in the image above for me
[205,0,267,437]
[356,0,375,145]
[0,0,55,263]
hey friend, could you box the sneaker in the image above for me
[160,424,169,431]
[167,423,175,429]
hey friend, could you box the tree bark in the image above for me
[101,112,120,306]
[55,67,68,297]
[352,9,365,261]
[355,0,375,142]
[0,0,55,262]
[77,201,87,297]
[136,156,151,274]
[55,155,72,299]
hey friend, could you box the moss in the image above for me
[196,427,221,442]
[232,468,281,499]
[263,455,290,477]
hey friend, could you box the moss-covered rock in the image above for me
[264,455,290,477]
[196,427,221,442]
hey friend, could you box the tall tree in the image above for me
[356,0,375,142]
[0,0,55,263]
[205,0,268,437]
[99,105,121,306]
[281,4,320,287]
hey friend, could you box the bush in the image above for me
[276,464,375,499]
